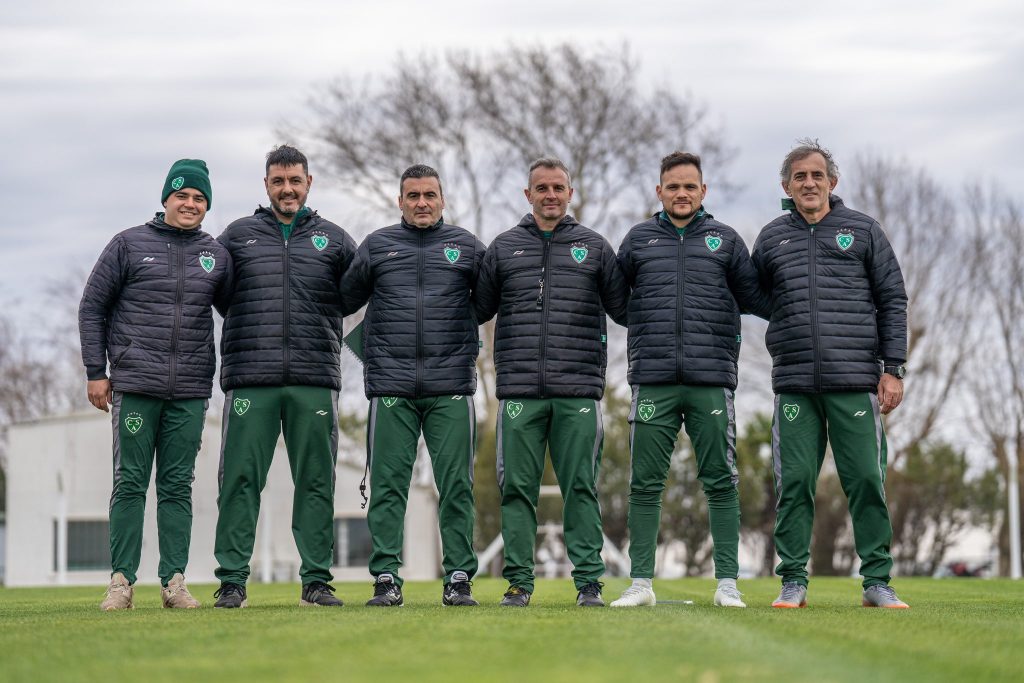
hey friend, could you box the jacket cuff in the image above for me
[86,366,108,381]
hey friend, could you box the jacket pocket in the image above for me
[112,339,134,369]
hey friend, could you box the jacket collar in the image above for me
[517,213,579,239]
[401,216,444,232]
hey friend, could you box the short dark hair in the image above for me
[660,151,702,181]
[780,138,839,183]
[399,164,443,196]
[265,145,309,176]
[528,157,572,188]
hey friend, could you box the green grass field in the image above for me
[1,577,1022,682]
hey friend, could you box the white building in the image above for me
[4,411,441,587]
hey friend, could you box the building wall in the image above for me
[4,411,440,587]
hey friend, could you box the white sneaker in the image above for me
[610,583,656,607]
[714,583,747,608]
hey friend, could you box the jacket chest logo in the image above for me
[311,231,329,252]
[836,229,854,251]
[570,243,589,264]
[443,242,461,264]
[704,231,723,252]
[199,251,215,273]
[637,399,656,422]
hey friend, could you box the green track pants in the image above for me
[771,392,893,588]
[366,395,477,586]
[109,392,207,586]
[214,385,339,586]
[498,397,605,592]
[626,384,740,579]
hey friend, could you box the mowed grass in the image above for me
[1,577,1022,683]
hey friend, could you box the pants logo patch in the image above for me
[382,397,398,408]
[506,401,523,419]
[124,413,143,434]
[783,404,800,422]
[233,398,251,416]
[711,409,723,415]
[637,400,656,422]
[854,410,867,417]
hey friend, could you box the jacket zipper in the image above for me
[415,229,425,397]
[537,236,552,398]
[282,227,292,383]
[808,224,820,393]
[676,231,686,384]
[168,234,185,398]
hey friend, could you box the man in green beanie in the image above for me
[80,158,232,610]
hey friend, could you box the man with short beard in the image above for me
[80,159,232,610]
[612,151,767,609]
[213,145,357,608]
[340,164,486,608]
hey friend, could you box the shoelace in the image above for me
[872,585,897,600]
[579,582,603,597]
[505,586,526,597]
[718,585,743,600]
[308,582,336,597]
[620,585,650,598]
[374,581,397,596]
[449,581,473,596]
[779,583,803,601]
[214,583,244,599]
[107,583,130,597]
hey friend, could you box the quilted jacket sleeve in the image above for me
[78,235,128,380]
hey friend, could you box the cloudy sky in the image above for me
[3,0,1021,326]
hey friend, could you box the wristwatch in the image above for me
[883,364,907,379]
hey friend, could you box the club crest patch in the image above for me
[506,401,523,419]
[836,230,854,251]
[171,176,184,191]
[783,404,800,422]
[199,251,215,273]
[570,243,589,264]
[705,233,723,252]
[637,399,656,422]
[311,231,329,252]
[443,242,461,264]
[124,412,143,434]
[233,398,251,416]
[382,397,398,408]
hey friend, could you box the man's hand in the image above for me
[87,379,113,412]
[877,373,903,415]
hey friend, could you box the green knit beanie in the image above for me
[161,159,212,209]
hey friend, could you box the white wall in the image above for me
[5,411,440,587]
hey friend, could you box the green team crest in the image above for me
[570,244,589,264]
[124,412,143,434]
[382,397,398,408]
[783,404,800,422]
[233,398,251,416]
[311,232,329,252]
[170,176,184,191]
[444,243,461,264]
[506,401,523,419]
[705,235,723,252]
[199,251,215,273]
[637,400,656,422]
[836,231,854,251]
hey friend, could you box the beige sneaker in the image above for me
[161,573,201,609]
[100,572,134,611]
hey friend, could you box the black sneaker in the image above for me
[213,582,248,609]
[442,570,479,606]
[500,585,531,607]
[366,573,404,607]
[576,582,605,607]
[301,581,344,607]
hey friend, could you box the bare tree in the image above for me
[967,185,1024,575]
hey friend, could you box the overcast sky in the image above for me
[3,0,1021,327]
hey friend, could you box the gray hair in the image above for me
[528,157,572,188]
[780,138,839,183]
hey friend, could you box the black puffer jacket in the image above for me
[340,219,485,398]
[217,207,356,391]
[751,196,907,394]
[474,214,629,399]
[618,210,768,389]
[79,216,233,399]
